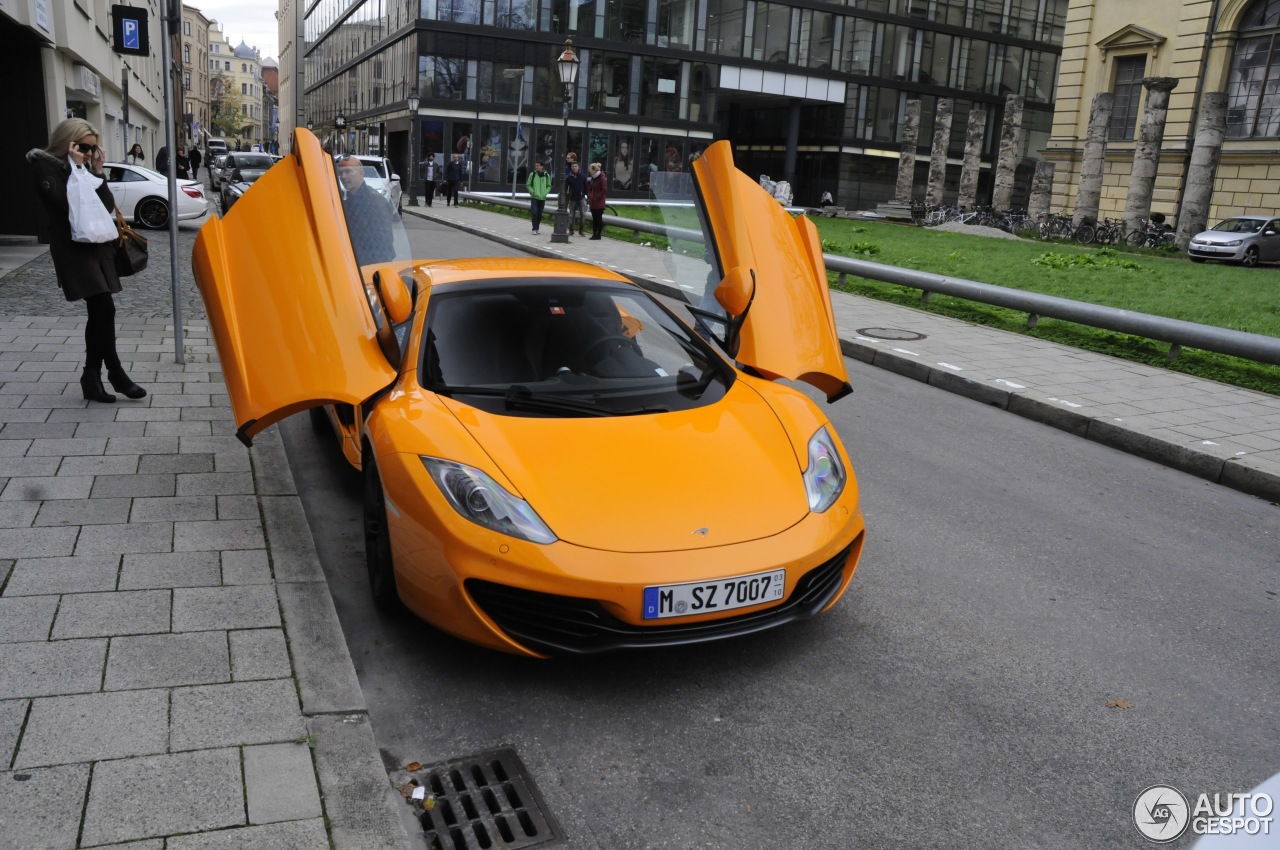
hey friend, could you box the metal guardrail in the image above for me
[457,193,1280,367]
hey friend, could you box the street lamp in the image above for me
[406,87,420,207]
[550,39,580,244]
[502,67,526,199]
[335,113,347,154]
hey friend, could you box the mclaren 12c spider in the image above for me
[193,129,866,657]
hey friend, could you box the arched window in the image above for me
[1226,0,1280,137]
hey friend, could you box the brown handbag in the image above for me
[113,209,149,276]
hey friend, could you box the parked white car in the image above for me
[103,162,210,229]
[333,154,402,210]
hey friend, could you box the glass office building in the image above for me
[302,0,1066,208]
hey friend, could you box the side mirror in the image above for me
[1265,230,1277,237]
[390,173,400,182]
[372,267,413,324]
[714,265,755,317]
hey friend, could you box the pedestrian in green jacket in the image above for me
[527,161,551,235]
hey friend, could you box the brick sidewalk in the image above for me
[0,230,411,849]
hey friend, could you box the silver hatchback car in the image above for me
[1186,215,1280,266]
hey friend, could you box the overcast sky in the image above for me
[191,0,279,62]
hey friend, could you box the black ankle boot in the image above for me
[81,368,116,403]
[106,366,147,400]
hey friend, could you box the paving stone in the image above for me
[244,742,324,824]
[0,764,88,850]
[105,631,230,690]
[45,405,119,420]
[80,748,244,846]
[33,496,131,526]
[119,551,222,589]
[0,638,106,698]
[58,454,140,476]
[0,697,27,766]
[230,628,292,681]
[89,472,176,498]
[172,585,279,631]
[176,471,254,495]
[72,420,148,437]
[113,406,181,422]
[164,818,329,850]
[52,590,171,639]
[143,420,214,436]
[215,494,258,520]
[0,526,78,558]
[0,501,38,527]
[308,713,410,850]
[25,437,107,456]
[261,497,324,583]
[74,521,173,556]
[170,679,305,750]
[1,474,95,501]
[0,595,58,643]
[222,549,272,584]
[137,451,215,474]
[3,554,118,596]
[0,438,32,455]
[174,518,265,552]
[104,436,180,455]
[15,689,169,768]
[0,456,60,478]
[129,495,217,523]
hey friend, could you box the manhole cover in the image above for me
[398,748,564,850]
[855,327,927,341]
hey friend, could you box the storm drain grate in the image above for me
[401,748,564,850]
[856,327,927,341]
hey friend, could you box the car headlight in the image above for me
[1225,239,1244,247]
[802,426,846,513]
[421,457,557,544]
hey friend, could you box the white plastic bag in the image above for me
[67,163,118,243]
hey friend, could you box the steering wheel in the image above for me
[581,335,636,371]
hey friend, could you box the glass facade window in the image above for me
[549,0,597,36]
[658,0,695,48]
[641,56,682,118]
[842,17,876,75]
[1226,1,1280,138]
[606,0,646,43]
[1108,55,1146,140]
[590,51,633,112]
[751,3,794,63]
[799,10,836,70]
[706,0,745,58]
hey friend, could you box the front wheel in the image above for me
[1074,224,1096,244]
[1125,230,1148,248]
[1240,246,1260,268]
[135,197,169,230]
[363,452,401,610]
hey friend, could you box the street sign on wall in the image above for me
[111,5,150,56]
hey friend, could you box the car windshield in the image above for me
[236,155,273,169]
[359,160,388,179]
[334,155,411,268]
[1211,218,1264,233]
[421,280,732,417]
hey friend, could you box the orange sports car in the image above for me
[193,130,865,657]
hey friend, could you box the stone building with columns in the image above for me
[1044,0,1280,238]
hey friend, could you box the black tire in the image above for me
[1240,246,1260,268]
[135,197,169,230]
[363,452,401,610]
[1074,224,1096,244]
[1125,230,1148,248]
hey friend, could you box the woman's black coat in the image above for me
[27,149,121,302]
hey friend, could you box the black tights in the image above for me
[84,292,120,372]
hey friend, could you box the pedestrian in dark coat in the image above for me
[188,146,202,179]
[423,154,438,207]
[27,118,147,403]
[586,162,608,240]
[564,161,587,236]
[175,146,190,179]
[444,154,463,206]
[155,145,170,174]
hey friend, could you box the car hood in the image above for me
[440,381,810,553]
[1193,230,1254,244]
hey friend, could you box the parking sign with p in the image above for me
[111,5,150,56]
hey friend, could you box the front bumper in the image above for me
[1187,242,1247,260]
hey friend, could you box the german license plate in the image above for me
[642,568,785,619]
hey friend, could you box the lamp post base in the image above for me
[550,206,570,244]
[407,195,419,207]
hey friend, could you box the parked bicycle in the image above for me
[1126,213,1177,248]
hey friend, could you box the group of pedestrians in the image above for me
[523,152,609,239]
[419,153,465,207]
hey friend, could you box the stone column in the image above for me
[895,99,922,201]
[1175,92,1228,249]
[991,94,1024,211]
[957,104,987,210]
[1027,160,1055,223]
[784,99,801,191]
[1124,77,1179,236]
[1074,92,1115,227]
[926,98,954,207]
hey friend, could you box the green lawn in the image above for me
[466,201,1280,395]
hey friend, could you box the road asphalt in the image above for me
[0,196,1276,850]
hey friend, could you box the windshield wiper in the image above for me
[436,384,665,417]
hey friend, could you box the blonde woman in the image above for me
[27,118,146,403]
